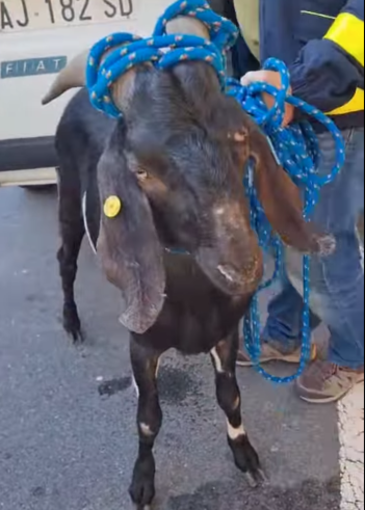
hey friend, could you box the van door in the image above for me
[0,0,172,184]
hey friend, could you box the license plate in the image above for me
[0,0,134,32]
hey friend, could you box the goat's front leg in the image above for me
[129,337,163,509]
[211,332,264,487]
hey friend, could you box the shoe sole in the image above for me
[237,345,317,368]
[236,354,301,367]
[298,376,365,405]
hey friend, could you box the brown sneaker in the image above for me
[296,360,365,404]
[237,342,317,367]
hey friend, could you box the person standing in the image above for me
[227,0,364,404]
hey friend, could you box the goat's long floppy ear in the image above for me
[250,125,335,255]
[97,127,166,334]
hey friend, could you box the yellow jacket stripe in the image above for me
[325,12,364,66]
[328,88,364,115]
[324,13,364,115]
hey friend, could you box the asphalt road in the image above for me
[0,186,343,510]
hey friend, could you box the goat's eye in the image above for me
[136,169,148,181]
[227,129,248,143]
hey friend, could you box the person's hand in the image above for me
[241,70,295,127]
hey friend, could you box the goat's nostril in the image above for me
[217,265,236,283]
[216,252,263,293]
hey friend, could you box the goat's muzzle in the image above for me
[196,244,263,297]
[195,201,264,296]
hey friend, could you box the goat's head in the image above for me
[44,17,334,334]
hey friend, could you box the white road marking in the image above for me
[339,227,364,508]
[338,384,364,510]
[286,233,364,509]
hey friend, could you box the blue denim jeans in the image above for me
[263,128,364,369]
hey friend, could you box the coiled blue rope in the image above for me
[227,59,345,384]
[86,0,238,118]
[86,0,346,384]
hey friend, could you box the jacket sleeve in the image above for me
[290,0,364,115]
[223,1,260,79]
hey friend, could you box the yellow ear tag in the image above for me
[104,196,122,218]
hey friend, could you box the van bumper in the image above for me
[0,136,58,187]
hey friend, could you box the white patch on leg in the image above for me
[132,356,161,400]
[140,423,154,437]
[227,421,246,440]
[82,191,97,255]
[156,357,161,378]
[132,375,139,398]
[211,347,224,374]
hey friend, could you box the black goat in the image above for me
[43,17,331,509]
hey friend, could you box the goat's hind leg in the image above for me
[57,168,85,342]
[211,332,265,487]
[129,337,163,509]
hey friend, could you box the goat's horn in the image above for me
[112,16,210,112]
[42,16,210,106]
[165,16,210,39]
[41,49,89,105]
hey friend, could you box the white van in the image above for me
[0,0,191,187]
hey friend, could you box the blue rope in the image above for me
[227,58,345,384]
[86,0,238,118]
[85,0,346,384]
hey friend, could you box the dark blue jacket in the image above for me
[226,0,364,130]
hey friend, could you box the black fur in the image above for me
[55,61,325,508]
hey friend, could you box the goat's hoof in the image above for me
[257,468,268,484]
[230,435,264,488]
[245,468,267,488]
[63,302,84,343]
[243,452,265,488]
[129,478,155,510]
[69,329,85,344]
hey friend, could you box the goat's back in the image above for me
[56,88,116,184]
[55,89,118,248]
